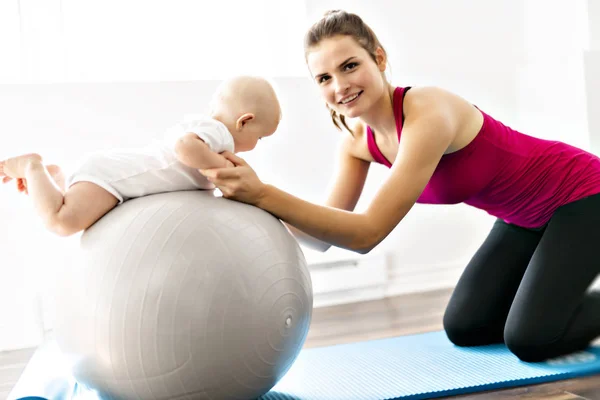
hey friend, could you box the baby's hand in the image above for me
[224,160,235,168]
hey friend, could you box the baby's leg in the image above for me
[53,181,119,236]
[46,164,65,191]
[2,154,118,236]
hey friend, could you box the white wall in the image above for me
[306,0,525,115]
[585,0,600,154]
[1,0,596,351]
[515,1,590,149]
[304,0,526,292]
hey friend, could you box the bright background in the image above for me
[1,0,599,351]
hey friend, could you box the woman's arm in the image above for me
[204,88,460,253]
[284,132,371,252]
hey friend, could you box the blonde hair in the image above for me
[304,10,388,134]
[213,75,281,128]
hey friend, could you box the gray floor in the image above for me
[0,346,35,399]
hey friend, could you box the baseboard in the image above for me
[384,262,465,298]
[313,286,387,308]
[0,319,43,352]
[312,261,465,308]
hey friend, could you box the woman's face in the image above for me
[306,35,387,119]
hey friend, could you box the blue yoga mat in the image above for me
[9,330,600,400]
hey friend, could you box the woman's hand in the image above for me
[200,152,267,206]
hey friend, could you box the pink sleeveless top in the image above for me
[367,87,600,228]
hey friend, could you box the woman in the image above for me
[201,10,600,362]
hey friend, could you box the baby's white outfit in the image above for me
[67,116,234,203]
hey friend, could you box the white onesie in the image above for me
[67,116,234,204]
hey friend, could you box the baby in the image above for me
[0,75,281,237]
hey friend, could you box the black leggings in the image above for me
[443,192,600,362]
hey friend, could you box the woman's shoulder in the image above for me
[403,86,453,107]
[340,120,373,161]
[348,118,366,137]
[402,86,474,116]
[401,86,484,151]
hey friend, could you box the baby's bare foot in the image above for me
[0,153,43,178]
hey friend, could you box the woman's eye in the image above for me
[319,76,330,84]
[344,62,358,71]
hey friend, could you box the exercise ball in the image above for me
[54,190,313,400]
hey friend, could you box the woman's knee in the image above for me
[504,330,553,362]
[443,308,503,347]
[442,310,467,346]
[503,318,567,362]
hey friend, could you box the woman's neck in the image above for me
[359,84,396,138]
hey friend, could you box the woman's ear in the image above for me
[236,113,255,131]
[375,47,387,72]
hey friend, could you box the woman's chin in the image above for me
[341,108,362,119]
[331,103,363,119]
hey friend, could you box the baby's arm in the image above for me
[1,154,118,236]
[174,133,234,169]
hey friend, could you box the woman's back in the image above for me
[367,87,600,228]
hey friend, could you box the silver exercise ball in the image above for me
[54,190,313,400]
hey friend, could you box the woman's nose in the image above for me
[335,79,350,95]
[335,78,350,94]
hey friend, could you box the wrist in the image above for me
[256,183,274,208]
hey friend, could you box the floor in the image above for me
[0,346,35,399]
[304,288,600,399]
[1,288,600,399]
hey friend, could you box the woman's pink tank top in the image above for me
[367,87,600,228]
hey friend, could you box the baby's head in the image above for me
[210,76,282,152]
